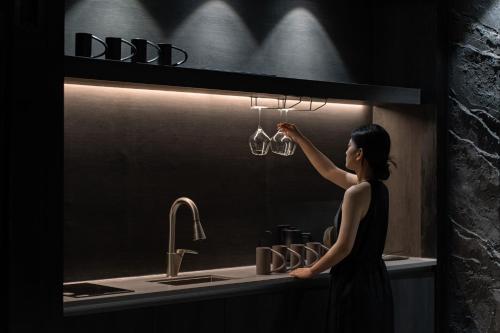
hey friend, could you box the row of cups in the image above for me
[256,241,330,275]
[74,32,188,66]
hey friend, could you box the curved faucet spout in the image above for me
[167,197,206,277]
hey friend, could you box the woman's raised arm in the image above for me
[278,122,358,190]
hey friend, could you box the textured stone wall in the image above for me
[448,1,500,332]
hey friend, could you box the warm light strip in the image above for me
[64,83,369,112]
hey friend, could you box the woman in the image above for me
[278,122,395,333]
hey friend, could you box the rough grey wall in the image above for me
[447,1,500,332]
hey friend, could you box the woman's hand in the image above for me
[288,267,315,279]
[277,122,304,143]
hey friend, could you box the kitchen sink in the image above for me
[149,275,236,286]
[382,254,409,261]
[63,282,134,298]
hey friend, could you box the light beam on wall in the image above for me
[171,1,257,68]
[249,7,351,82]
[64,82,368,118]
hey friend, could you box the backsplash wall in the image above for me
[64,0,375,281]
[64,82,371,281]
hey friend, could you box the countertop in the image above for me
[64,257,436,316]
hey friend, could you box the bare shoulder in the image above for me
[345,182,371,199]
[343,182,371,216]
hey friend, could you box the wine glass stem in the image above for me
[258,107,262,128]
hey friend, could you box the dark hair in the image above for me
[351,124,396,180]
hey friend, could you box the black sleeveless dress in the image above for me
[325,179,394,333]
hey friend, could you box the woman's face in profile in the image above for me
[345,139,360,170]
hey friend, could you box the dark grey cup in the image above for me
[75,33,107,58]
[271,245,301,273]
[290,244,320,268]
[157,43,188,66]
[131,38,160,63]
[105,37,137,61]
[256,247,285,275]
[306,242,330,265]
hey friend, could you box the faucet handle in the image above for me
[167,249,198,277]
[176,248,198,256]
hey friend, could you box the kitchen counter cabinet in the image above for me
[64,288,327,333]
[392,269,435,333]
[64,273,434,333]
[288,285,330,333]
[64,299,225,333]
[154,299,225,333]
[63,259,436,332]
[225,293,289,333]
[64,307,155,333]
[224,286,331,333]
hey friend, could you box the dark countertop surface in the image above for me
[64,257,436,316]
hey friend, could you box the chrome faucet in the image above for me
[167,197,206,277]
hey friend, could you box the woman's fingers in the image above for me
[277,122,295,129]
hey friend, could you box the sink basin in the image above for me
[150,275,236,286]
[63,282,134,298]
[382,254,409,261]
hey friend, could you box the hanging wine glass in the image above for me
[249,107,271,156]
[270,109,286,155]
[271,108,296,156]
[284,109,297,155]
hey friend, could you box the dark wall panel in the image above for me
[371,1,440,103]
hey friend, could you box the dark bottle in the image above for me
[258,230,273,247]
[301,232,312,243]
[274,224,291,245]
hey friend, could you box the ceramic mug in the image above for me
[256,246,285,275]
[157,43,188,66]
[271,245,302,273]
[105,37,137,61]
[75,33,107,58]
[131,38,160,63]
[290,243,319,268]
[305,242,330,266]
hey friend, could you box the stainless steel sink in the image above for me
[382,254,409,261]
[149,275,236,286]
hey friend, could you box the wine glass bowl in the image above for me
[270,109,296,156]
[270,129,296,156]
[249,126,271,156]
[249,107,271,156]
[248,103,297,157]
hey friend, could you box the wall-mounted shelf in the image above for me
[64,55,421,105]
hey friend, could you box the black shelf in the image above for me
[64,56,421,105]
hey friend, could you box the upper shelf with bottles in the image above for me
[64,55,421,105]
